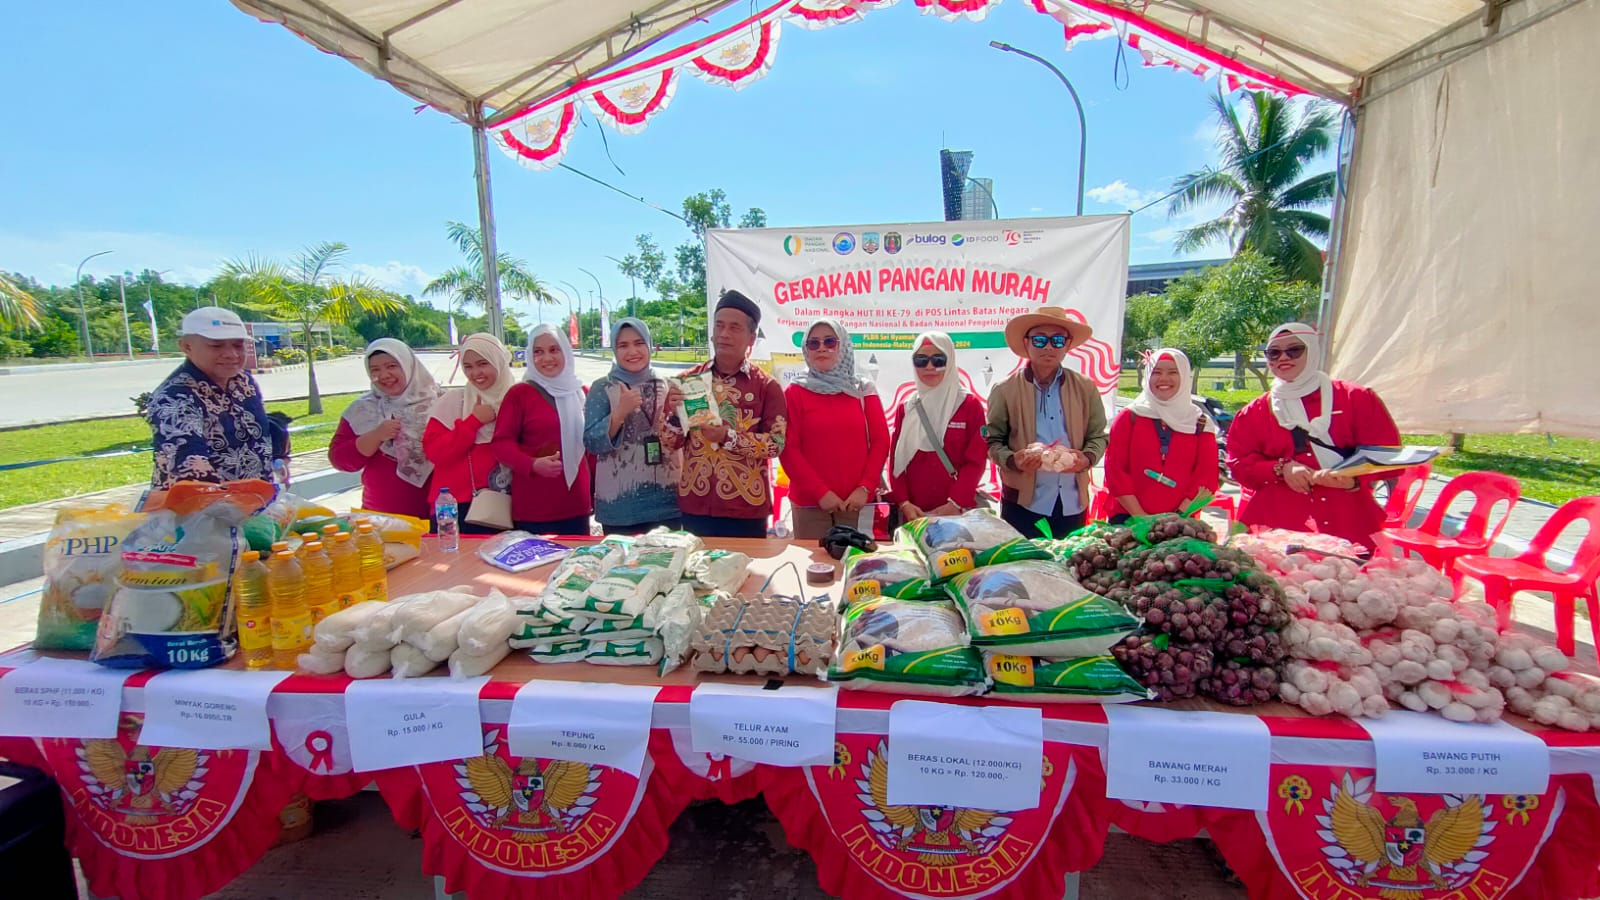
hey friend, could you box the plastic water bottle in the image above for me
[232,550,273,670]
[265,550,313,670]
[435,488,460,553]
[354,521,389,603]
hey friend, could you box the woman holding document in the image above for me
[1227,323,1401,549]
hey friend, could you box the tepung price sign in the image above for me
[706,216,1130,416]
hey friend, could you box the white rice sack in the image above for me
[685,549,751,595]
[391,642,442,679]
[313,600,386,652]
[345,643,392,678]
[449,643,511,679]
[396,589,481,644]
[411,606,474,662]
[297,646,346,675]
[457,592,520,655]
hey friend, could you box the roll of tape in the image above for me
[806,562,836,586]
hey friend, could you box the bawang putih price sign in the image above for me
[705,216,1130,416]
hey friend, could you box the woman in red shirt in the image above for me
[781,318,888,539]
[888,331,989,522]
[423,332,514,535]
[492,325,592,535]
[328,339,442,519]
[1228,323,1401,549]
[1104,348,1219,522]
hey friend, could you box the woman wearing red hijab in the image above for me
[1227,323,1400,548]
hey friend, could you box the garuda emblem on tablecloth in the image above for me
[1319,772,1493,899]
[457,732,600,842]
[78,739,205,823]
[855,740,1012,866]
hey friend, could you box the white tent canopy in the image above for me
[231,0,1600,436]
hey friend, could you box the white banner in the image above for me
[705,216,1130,413]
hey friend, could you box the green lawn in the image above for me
[0,393,361,509]
[652,348,710,364]
[1119,368,1599,505]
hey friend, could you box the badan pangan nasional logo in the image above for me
[782,235,803,256]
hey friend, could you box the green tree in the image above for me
[0,272,40,331]
[423,221,555,315]
[1170,92,1337,283]
[739,207,768,229]
[682,190,731,238]
[222,241,402,414]
[1164,252,1318,390]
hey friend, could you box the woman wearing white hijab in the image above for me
[779,317,889,539]
[423,332,514,534]
[886,331,990,523]
[1103,348,1219,522]
[492,324,592,535]
[1227,323,1401,548]
[329,339,443,518]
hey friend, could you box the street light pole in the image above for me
[989,41,1088,216]
[74,250,113,361]
[578,267,605,346]
[146,270,172,354]
[559,281,584,347]
[604,255,636,319]
[116,275,135,360]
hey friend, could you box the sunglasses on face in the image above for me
[912,354,948,369]
[804,336,840,351]
[1029,334,1069,349]
[1265,344,1307,361]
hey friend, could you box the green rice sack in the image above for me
[895,510,1052,583]
[982,652,1152,704]
[828,597,985,697]
[841,545,942,605]
[947,561,1140,658]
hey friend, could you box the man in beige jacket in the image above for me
[983,307,1108,538]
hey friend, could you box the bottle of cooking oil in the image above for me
[265,550,313,669]
[300,540,339,624]
[354,521,389,604]
[327,530,365,607]
[233,550,273,670]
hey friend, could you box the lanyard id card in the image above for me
[643,436,663,466]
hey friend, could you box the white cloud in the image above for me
[1085,179,1162,209]
[0,229,231,285]
[351,261,433,294]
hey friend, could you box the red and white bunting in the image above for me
[687,19,782,90]
[493,100,579,172]
[785,0,900,31]
[913,0,1000,23]
[584,67,680,135]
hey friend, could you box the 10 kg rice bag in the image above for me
[982,652,1152,704]
[841,545,940,605]
[947,561,1139,658]
[37,505,144,650]
[829,597,985,696]
[896,510,1052,583]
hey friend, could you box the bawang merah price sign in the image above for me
[706,215,1130,418]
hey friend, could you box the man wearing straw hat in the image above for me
[983,307,1107,539]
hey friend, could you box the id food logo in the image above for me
[951,234,965,247]
[833,232,856,255]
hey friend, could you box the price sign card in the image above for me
[0,657,130,739]
[138,669,291,751]
[508,681,659,776]
[885,701,1043,812]
[1105,706,1271,811]
[345,678,488,772]
[689,682,837,767]
[1364,710,1550,795]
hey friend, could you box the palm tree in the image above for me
[222,242,402,414]
[1170,92,1337,283]
[423,222,555,318]
[0,272,40,331]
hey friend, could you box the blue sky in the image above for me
[0,1,1323,317]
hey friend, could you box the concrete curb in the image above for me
[0,467,361,585]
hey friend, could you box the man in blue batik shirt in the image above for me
[145,307,289,489]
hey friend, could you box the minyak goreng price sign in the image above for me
[705,215,1130,413]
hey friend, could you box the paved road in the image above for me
[0,352,685,427]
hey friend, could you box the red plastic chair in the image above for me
[1387,471,1520,576]
[1452,496,1600,656]
[1379,462,1433,529]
